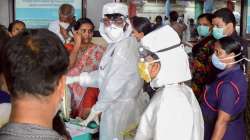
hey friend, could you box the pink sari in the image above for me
[67,44,105,117]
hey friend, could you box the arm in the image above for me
[66,70,99,88]
[69,32,81,68]
[211,83,238,140]
[79,70,99,88]
[211,110,231,140]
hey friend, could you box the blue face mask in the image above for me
[212,27,225,39]
[211,53,242,70]
[211,53,226,70]
[197,25,210,37]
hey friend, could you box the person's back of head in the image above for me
[214,8,236,27]
[2,29,69,130]
[170,11,179,22]
[155,15,163,24]
[3,29,69,98]
[189,18,194,25]
[131,16,153,36]
[164,16,168,21]
[8,20,26,37]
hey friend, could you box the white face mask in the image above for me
[59,22,70,29]
[104,24,124,42]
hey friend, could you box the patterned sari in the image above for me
[67,44,105,117]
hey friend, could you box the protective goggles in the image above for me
[100,16,126,27]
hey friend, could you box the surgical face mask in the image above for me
[59,22,70,29]
[212,27,225,39]
[211,53,226,70]
[197,25,210,37]
[211,53,241,70]
[104,24,124,41]
[137,59,160,83]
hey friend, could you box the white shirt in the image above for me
[48,20,65,43]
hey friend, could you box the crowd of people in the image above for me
[0,2,249,140]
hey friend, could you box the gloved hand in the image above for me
[66,72,89,85]
[65,75,80,85]
[80,109,100,127]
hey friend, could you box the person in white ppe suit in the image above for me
[135,25,204,140]
[66,2,147,140]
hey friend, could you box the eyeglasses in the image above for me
[100,17,126,27]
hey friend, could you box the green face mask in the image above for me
[212,27,225,39]
[197,25,210,37]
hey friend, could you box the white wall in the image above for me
[0,0,13,27]
[87,0,113,30]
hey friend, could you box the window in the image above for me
[15,0,82,28]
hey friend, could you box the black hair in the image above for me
[131,16,154,36]
[189,18,194,24]
[155,15,162,22]
[139,47,160,63]
[104,13,125,19]
[218,37,244,68]
[74,18,95,31]
[2,29,69,98]
[170,11,179,22]
[0,25,10,73]
[8,20,26,32]
[164,16,168,20]
[213,8,236,26]
[198,13,214,24]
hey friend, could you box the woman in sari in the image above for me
[67,18,105,118]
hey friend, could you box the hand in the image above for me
[80,110,100,127]
[66,72,89,85]
[65,76,80,85]
[73,31,82,48]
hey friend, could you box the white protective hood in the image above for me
[99,2,132,44]
[141,25,191,87]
